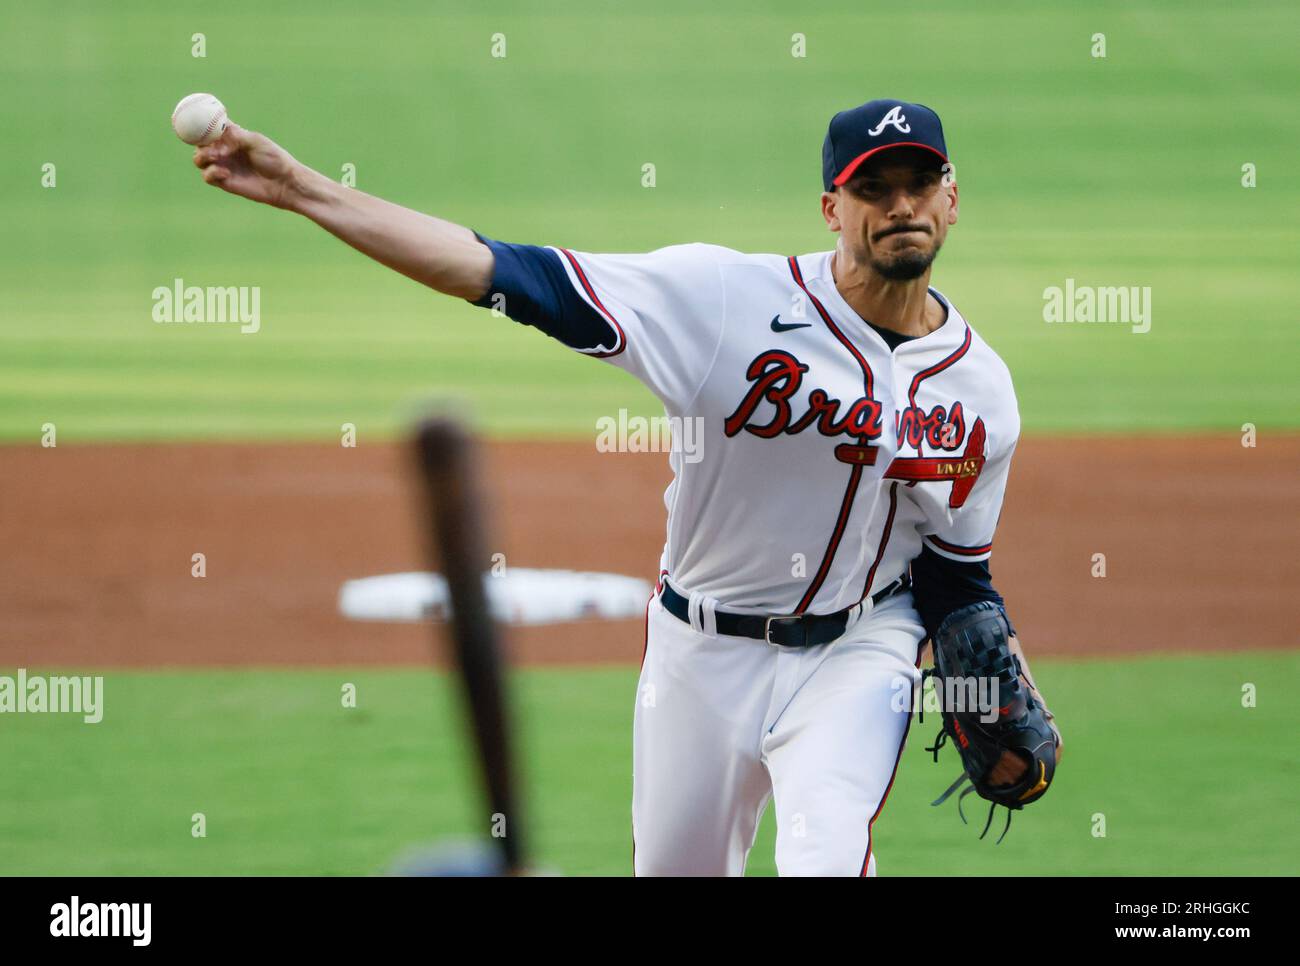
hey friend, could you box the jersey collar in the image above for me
[805,250,965,354]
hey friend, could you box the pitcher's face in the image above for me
[823,149,958,281]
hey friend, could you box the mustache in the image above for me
[873,223,931,241]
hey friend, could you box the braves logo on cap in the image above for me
[822,98,949,191]
[867,105,910,137]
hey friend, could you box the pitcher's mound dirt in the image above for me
[2,436,1295,667]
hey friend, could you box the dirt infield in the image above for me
[2,435,1295,667]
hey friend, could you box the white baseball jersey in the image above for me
[550,242,1019,615]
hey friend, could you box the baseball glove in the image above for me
[920,601,1061,843]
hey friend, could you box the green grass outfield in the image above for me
[3,0,1298,441]
[2,651,1295,875]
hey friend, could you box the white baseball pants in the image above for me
[632,589,925,877]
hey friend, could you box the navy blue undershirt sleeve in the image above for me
[466,232,617,351]
[910,544,1018,640]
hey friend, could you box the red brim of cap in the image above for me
[832,142,949,186]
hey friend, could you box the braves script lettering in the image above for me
[724,350,884,442]
[896,400,966,451]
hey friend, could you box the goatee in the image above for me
[871,248,937,281]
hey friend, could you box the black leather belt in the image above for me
[658,572,911,648]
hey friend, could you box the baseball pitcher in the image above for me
[191,97,1062,876]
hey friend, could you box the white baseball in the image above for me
[171,93,228,146]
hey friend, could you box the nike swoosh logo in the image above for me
[771,316,813,332]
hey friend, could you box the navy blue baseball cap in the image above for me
[822,99,948,191]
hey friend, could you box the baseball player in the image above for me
[192,97,1061,876]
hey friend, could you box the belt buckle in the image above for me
[764,615,806,648]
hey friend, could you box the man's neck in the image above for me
[830,246,945,339]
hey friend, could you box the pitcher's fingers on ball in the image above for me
[193,143,224,169]
[191,125,249,168]
[221,122,259,151]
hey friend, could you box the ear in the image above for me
[820,190,842,232]
[946,182,959,227]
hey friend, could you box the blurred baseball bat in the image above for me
[412,416,524,874]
